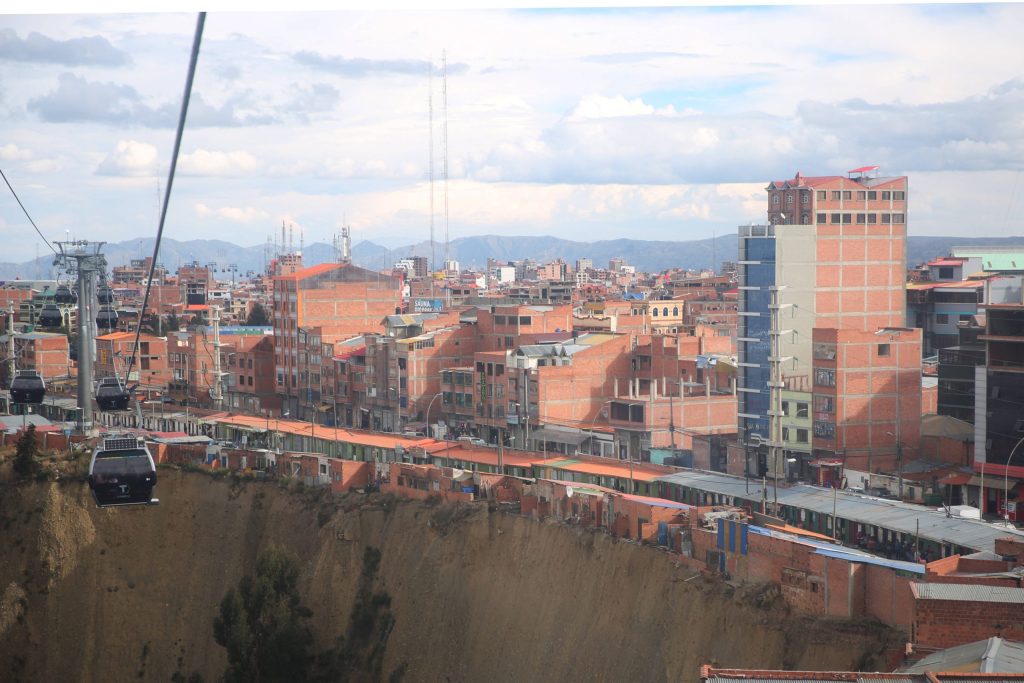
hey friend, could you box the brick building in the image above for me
[739,167,910,481]
[810,327,922,474]
[273,262,403,419]
[95,331,170,391]
[0,331,70,384]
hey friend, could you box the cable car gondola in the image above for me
[96,306,118,330]
[38,303,64,329]
[88,434,158,507]
[97,285,114,305]
[95,376,131,411]
[9,369,46,404]
[54,285,77,305]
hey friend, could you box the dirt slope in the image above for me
[0,470,899,682]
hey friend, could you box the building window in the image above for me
[868,191,877,200]
[781,400,790,416]
[801,214,810,224]
[782,427,790,441]
[814,369,836,386]
[878,343,890,356]
[857,191,866,200]
[652,307,658,317]
[672,307,679,316]
[662,307,669,317]
[814,395,834,413]
[881,214,891,224]
[801,192,809,204]
[856,213,866,224]
[817,190,826,200]
[831,191,841,201]
[938,267,954,279]
[814,421,836,439]
[842,213,852,224]
[936,314,949,324]
[786,194,794,205]
[772,194,780,205]
[843,190,852,200]
[831,213,841,224]
[893,214,905,224]
[882,191,892,200]
[817,213,826,224]
[796,429,809,444]
[893,191,905,200]
[796,402,809,418]
[867,213,877,224]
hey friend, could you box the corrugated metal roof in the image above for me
[911,583,1024,604]
[656,470,1024,554]
[899,637,1024,674]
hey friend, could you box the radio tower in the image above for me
[428,55,436,274]
[442,49,450,271]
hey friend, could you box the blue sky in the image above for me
[1,4,1023,264]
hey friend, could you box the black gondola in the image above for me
[54,285,77,304]
[96,306,118,330]
[95,376,131,411]
[88,434,158,507]
[10,370,46,404]
[97,286,114,305]
[38,304,64,328]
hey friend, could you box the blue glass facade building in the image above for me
[738,226,776,457]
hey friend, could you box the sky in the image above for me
[1,3,1023,264]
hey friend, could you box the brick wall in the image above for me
[914,597,1024,648]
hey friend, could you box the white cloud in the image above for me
[194,202,269,223]
[95,139,158,177]
[0,143,33,161]
[179,149,260,177]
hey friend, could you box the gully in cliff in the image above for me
[88,434,160,508]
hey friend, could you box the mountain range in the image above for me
[2,234,1023,281]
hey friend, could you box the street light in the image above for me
[1003,436,1024,526]
[425,391,444,439]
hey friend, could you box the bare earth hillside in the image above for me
[0,470,901,682]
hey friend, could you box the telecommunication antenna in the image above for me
[442,49,450,270]
[428,55,436,274]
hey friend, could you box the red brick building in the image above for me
[273,262,403,419]
[810,327,922,473]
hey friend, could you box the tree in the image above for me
[246,303,271,327]
[165,312,182,332]
[213,548,314,683]
[14,424,40,477]
[189,314,208,328]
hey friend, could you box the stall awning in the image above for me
[532,428,591,446]
[967,475,1020,490]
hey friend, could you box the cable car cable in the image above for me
[0,167,57,256]
[124,12,206,391]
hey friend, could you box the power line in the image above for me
[0,167,58,255]
[126,12,206,384]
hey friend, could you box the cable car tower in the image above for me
[53,240,107,434]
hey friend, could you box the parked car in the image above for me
[456,436,488,447]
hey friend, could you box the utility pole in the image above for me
[210,305,224,409]
[768,284,793,516]
[54,240,106,434]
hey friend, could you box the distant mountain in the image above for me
[2,234,1023,280]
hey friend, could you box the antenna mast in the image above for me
[442,49,450,272]
[428,55,436,274]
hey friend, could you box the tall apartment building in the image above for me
[273,262,403,419]
[739,167,909,479]
[974,275,1024,518]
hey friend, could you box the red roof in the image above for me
[848,165,880,174]
[927,258,966,267]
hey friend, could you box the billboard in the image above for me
[413,298,443,312]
